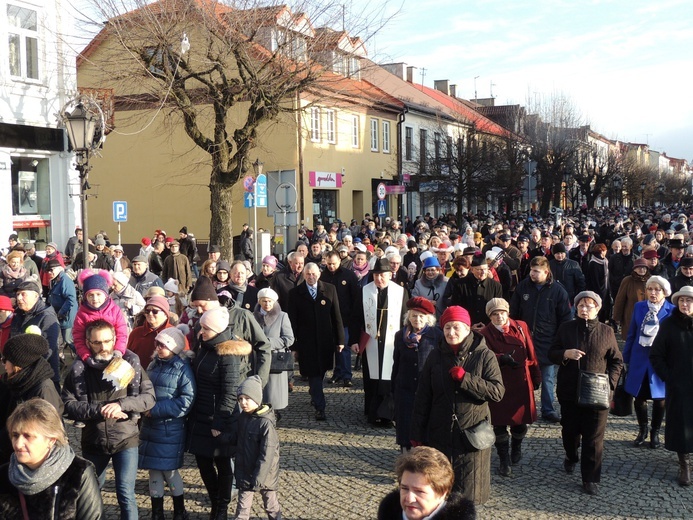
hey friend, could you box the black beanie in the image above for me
[3,333,49,368]
[190,276,219,302]
[552,243,567,254]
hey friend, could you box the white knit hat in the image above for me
[164,278,180,294]
[156,327,187,355]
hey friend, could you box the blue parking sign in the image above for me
[113,201,127,222]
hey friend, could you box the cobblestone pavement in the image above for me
[75,369,693,519]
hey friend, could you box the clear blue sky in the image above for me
[362,0,693,161]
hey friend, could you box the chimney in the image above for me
[449,84,457,98]
[406,66,416,83]
[434,80,449,95]
[381,63,406,80]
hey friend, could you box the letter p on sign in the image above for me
[113,201,128,222]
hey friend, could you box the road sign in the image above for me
[377,182,387,201]
[113,201,127,222]
[243,176,255,193]
[377,199,386,218]
[255,173,267,208]
[244,192,254,208]
[276,183,297,211]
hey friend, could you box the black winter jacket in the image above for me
[378,489,476,520]
[233,405,280,491]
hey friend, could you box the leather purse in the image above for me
[576,358,611,411]
[458,418,496,451]
[269,349,294,374]
[610,368,633,416]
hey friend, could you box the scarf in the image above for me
[640,300,663,347]
[9,443,75,495]
[352,262,369,281]
[1,358,55,397]
[589,255,609,288]
[403,325,428,349]
[2,264,26,280]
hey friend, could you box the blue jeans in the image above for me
[308,373,326,411]
[334,328,352,381]
[540,364,558,417]
[84,447,139,520]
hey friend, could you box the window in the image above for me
[349,57,360,80]
[351,115,359,148]
[8,4,39,80]
[434,133,441,161]
[405,127,413,161]
[382,121,391,153]
[370,119,379,152]
[419,129,428,173]
[326,110,336,144]
[310,107,320,142]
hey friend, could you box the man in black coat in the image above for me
[569,234,592,274]
[270,252,304,310]
[449,252,503,328]
[549,243,585,303]
[288,262,344,420]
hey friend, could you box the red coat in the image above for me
[480,319,541,426]
[0,316,12,352]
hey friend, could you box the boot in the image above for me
[353,353,362,371]
[495,440,512,477]
[633,400,648,447]
[151,497,165,520]
[650,401,665,449]
[511,436,523,465]
[650,429,661,449]
[678,453,691,486]
[212,475,233,520]
[173,494,189,520]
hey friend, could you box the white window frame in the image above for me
[7,3,40,81]
[351,115,360,148]
[382,121,391,154]
[370,118,379,152]
[326,110,336,144]
[310,107,321,142]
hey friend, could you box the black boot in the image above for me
[353,353,362,371]
[173,494,189,520]
[650,400,665,449]
[151,497,165,520]
[633,400,648,447]
[511,436,523,465]
[495,440,512,477]
[678,453,691,486]
[212,475,233,520]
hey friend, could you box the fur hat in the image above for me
[191,276,219,302]
[3,333,49,368]
[574,291,602,308]
[257,288,279,302]
[200,306,229,334]
[406,297,435,316]
[485,298,509,317]
[156,327,186,355]
[146,295,170,314]
[440,306,471,328]
[237,375,263,406]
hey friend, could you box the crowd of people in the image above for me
[1,206,693,518]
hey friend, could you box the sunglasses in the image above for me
[144,308,161,315]
[155,341,169,350]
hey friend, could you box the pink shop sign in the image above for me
[309,171,343,188]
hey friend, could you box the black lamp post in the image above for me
[612,175,623,208]
[61,99,99,270]
[640,181,646,207]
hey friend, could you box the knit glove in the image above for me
[449,366,466,381]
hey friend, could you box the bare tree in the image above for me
[76,0,394,257]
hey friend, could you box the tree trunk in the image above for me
[209,178,235,261]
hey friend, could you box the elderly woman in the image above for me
[650,286,693,486]
[411,257,447,317]
[253,288,294,420]
[0,251,29,298]
[392,297,444,452]
[410,306,504,505]
[612,258,650,340]
[480,298,541,477]
[623,275,674,449]
[255,256,278,290]
[377,446,476,520]
[0,398,103,519]
[548,291,623,495]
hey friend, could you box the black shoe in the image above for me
[328,376,342,384]
[343,379,353,388]
[498,458,512,477]
[582,482,598,495]
[315,410,326,421]
[563,459,576,474]
[543,413,560,423]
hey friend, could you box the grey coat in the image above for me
[254,303,294,410]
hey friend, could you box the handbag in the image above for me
[610,368,633,416]
[269,349,294,374]
[576,357,610,410]
[457,418,496,451]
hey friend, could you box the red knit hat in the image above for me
[141,237,151,246]
[406,297,435,315]
[440,306,471,328]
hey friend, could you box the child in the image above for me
[71,270,139,425]
[233,375,282,520]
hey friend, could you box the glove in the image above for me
[499,353,520,368]
[449,366,466,381]
[410,440,423,448]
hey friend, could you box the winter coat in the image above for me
[288,281,344,377]
[320,266,362,340]
[480,319,541,426]
[240,235,254,262]
[234,405,279,491]
[9,299,61,386]
[449,275,503,326]
[549,257,585,301]
[612,273,649,340]
[608,252,634,299]
[139,354,196,470]
[129,270,164,297]
[509,278,571,365]
[0,266,28,298]
[671,272,693,295]
[72,298,129,362]
[111,283,146,330]
[410,331,505,452]
[227,284,259,312]
[392,325,443,447]
[162,253,192,293]
[622,299,675,399]
[48,270,78,330]
[40,252,65,288]
[126,320,178,371]
[270,267,304,310]
[650,309,693,453]
[186,330,252,458]
[254,303,294,411]
[411,274,448,317]
[0,454,103,520]
[148,252,164,277]
[548,318,623,403]
[62,350,156,455]
[378,490,476,520]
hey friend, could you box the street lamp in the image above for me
[658,183,665,206]
[251,158,264,271]
[640,181,646,207]
[59,95,104,271]
[612,175,623,208]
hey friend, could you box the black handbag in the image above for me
[576,356,610,410]
[269,349,294,374]
[610,368,633,416]
[458,418,496,451]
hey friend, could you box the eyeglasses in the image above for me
[88,338,114,347]
[155,341,169,350]
[577,304,596,310]
[144,308,161,315]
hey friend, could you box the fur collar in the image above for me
[254,302,282,328]
[215,339,253,357]
[377,489,476,520]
